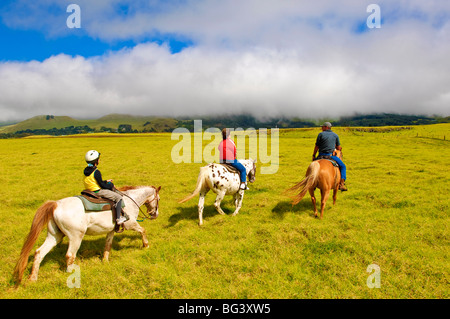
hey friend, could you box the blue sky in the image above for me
[0,25,193,61]
[0,0,194,61]
[0,0,449,121]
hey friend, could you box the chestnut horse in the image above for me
[285,150,343,219]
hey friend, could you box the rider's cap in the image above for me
[322,122,332,128]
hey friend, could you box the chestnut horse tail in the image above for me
[286,161,320,205]
[13,201,57,286]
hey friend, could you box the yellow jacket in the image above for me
[84,169,101,192]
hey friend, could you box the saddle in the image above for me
[219,163,240,174]
[76,190,115,211]
[75,190,126,233]
[314,155,339,167]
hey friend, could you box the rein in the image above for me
[114,187,159,222]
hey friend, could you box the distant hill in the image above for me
[0,114,179,135]
[0,115,81,133]
[0,113,318,136]
[0,113,445,137]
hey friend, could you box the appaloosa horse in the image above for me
[285,150,343,219]
[14,185,160,285]
[179,159,256,225]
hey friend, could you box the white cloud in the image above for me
[0,0,450,121]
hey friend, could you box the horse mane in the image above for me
[117,185,160,193]
[117,185,140,192]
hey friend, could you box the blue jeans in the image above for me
[222,159,246,183]
[319,153,346,180]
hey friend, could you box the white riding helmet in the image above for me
[85,150,100,163]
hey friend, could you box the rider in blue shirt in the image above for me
[312,122,348,191]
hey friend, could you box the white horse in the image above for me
[14,185,161,285]
[179,159,256,225]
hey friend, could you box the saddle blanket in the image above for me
[74,194,125,212]
[219,163,240,173]
[314,156,339,167]
[75,191,127,232]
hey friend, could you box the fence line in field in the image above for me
[340,127,447,141]
[414,133,447,141]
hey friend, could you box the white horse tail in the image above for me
[179,167,209,203]
[286,161,320,205]
[14,201,57,286]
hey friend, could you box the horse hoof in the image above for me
[29,275,38,282]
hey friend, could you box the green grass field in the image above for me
[0,124,448,299]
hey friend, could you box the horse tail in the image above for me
[179,167,208,203]
[13,201,57,286]
[286,161,320,205]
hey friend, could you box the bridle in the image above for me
[114,186,160,222]
[143,189,160,220]
[333,149,343,160]
[248,161,256,182]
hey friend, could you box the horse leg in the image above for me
[65,231,85,271]
[232,190,244,216]
[333,188,337,205]
[102,231,115,262]
[320,189,331,220]
[214,191,226,215]
[126,220,149,248]
[198,190,207,226]
[29,219,64,282]
[309,188,318,217]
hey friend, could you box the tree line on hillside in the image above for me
[174,113,447,130]
[0,125,118,138]
[175,114,316,131]
[334,114,441,126]
[20,125,94,135]
[1,113,448,138]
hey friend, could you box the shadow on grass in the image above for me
[36,232,147,272]
[271,199,314,219]
[167,204,234,227]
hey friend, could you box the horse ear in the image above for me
[157,186,161,192]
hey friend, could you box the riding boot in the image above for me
[115,199,129,225]
[240,182,249,190]
[339,179,348,191]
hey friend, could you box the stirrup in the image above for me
[116,213,129,225]
[240,183,249,190]
[339,182,348,191]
